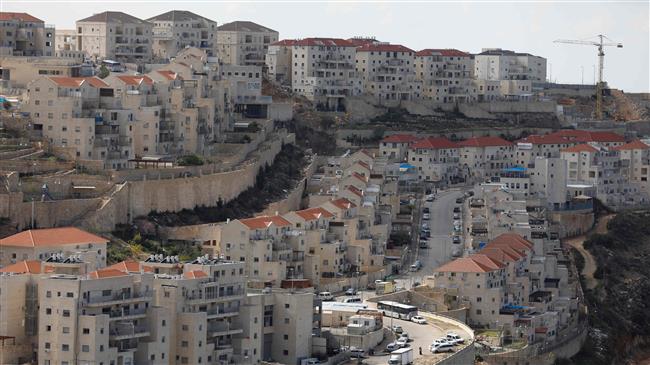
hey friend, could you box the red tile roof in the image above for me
[106,260,153,273]
[347,185,363,197]
[356,161,371,171]
[612,139,649,151]
[458,136,513,148]
[561,144,598,153]
[356,43,414,53]
[381,134,420,143]
[415,49,470,57]
[0,260,42,274]
[184,270,208,279]
[271,39,298,46]
[49,77,108,88]
[411,137,458,150]
[518,130,625,145]
[0,227,108,248]
[116,75,154,86]
[156,70,181,81]
[294,207,334,221]
[435,254,505,273]
[292,38,356,47]
[0,12,43,22]
[488,233,534,253]
[88,268,128,279]
[330,198,357,210]
[346,38,380,47]
[351,172,368,183]
[239,215,292,230]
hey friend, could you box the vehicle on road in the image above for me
[419,239,429,249]
[391,325,404,334]
[452,248,462,257]
[399,332,410,342]
[396,337,409,348]
[422,207,430,214]
[388,347,414,365]
[386,342,399,352]
[453,212,461,219]
[411,315,427,324]
[446,332,465,344]
[342,297,362,303]
[452,236,461,244]
[467,191,475,197]
[300,358,320,365]
[430,343,455,353]
[453,226,461,233]
[345,288,357,296]
[376,281,396,295]
[350,347,365,358]
[455,197,463,204]
[317,292,334,301]
[422,213,430,220]
[426,194,435,202]
[453,207,461,213]
[378,301,418,320]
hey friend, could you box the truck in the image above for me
[388,347,413,365]
[375,281,396,295]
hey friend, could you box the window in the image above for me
[283,334,289,340]
[46,325,51,332]
[63,310,70,317]
[82,345,90,352]
[83,328,90,334]
[46,308,52,315]
[181,341,188,347]
[63,327,70,333]
[62,344,70,351]
[182,324,189,331]
[44,342,50,349]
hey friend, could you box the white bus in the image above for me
[377,301,418,320]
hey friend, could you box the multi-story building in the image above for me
[148,10,218,60]
[458,136,515,180]
[407,137,460,183]
[216,21,278,67]
[289,38,361,110]
[379,134,419,161]
[415,49,475,103]
[0,12,54,57]
[0,227,108,268]
[614,139,650,194]
[0,56,84,89]
[473,48,546,101]
[266,39,296,85]
[55,29,78,52]
[355,43,420,104]
[76,11,153,62]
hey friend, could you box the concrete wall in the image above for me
[550,210,595,238]
[329,327,384,352]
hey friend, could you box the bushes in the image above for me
[177,154,204,166]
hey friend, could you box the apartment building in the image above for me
[415,49,475,103]
[0,227,108,268]
[355,43,421,104]
[289,38,361,110]
[55,29,78,52]
[76,11,153,62]
[216,21,278,67]
[0,56,84,89]
[0,12,54,57]
[379,134,419,161]
[266,39,296,85]
[407,137,460,183]
[458,136,515,180]
[614,140,650,193]
[473,48,546,100]
[148,10,218,60]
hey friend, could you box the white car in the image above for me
[446,332,465,344]
[386,342,399,352]
[349,347,365,357]
[430,343,455,353]
[411,315,427,324]
[422,213,430,220]
[431,338,452,347]
[396,338,409,348]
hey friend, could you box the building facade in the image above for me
[216,21,278,67]
[0,12,54,57]
[148,10,218,60]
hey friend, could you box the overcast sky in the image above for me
[4,0,648,92]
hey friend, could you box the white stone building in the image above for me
[148,10,218,60]
[216,21,278,67]
[415,49,475,103]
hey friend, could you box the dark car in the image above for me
[423,207,430,214]
[453,207,461,213]
[455,198,463,204]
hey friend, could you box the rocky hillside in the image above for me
[565,211,650,365]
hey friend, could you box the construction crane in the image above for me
[554,34,623,120]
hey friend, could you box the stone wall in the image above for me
[550,210,595,238]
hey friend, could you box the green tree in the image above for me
[98,65,110,79]
[177,154,204,166]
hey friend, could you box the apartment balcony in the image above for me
[84,291,153,307]
[113,339,139,353]
[16,29,33,41]
[115,37,128,44]
[108,307,147,321]
[110,325,150,341]
[184,288,245,304]
[207,322,244,337]
[152,29,173,39]
[206,306,240,319]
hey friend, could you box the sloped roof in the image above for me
[217,21,276,33]
[347,185,363,197]
[183,270,208,279]
[416,49,470,57]
[356,43,414,53]
[156,70,181,81]
[240,215,292,230]
[292,38,355,47]
[435,254,505,273]
[271,39,298,46]
[458,136,513,148]
[49,77,109,88]
[116,75,154,86]
[356,161,371,171]
[147,10,216,23]
[106,260,153,273]
[0,12,43,22]
[330,198,357,210]
[612,139,649,151]
[0,260,42,274]
[346,37,380,47]
[381,134,420,143]
[294,207,335,221]
[519,130,625,145]
[411,137,458,150]
[78,11,150,24]
[1,227,108,248]
[561,144,598,153]
[351,172,368,183]
[88,268,129,279]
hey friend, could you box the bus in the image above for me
[377,301,418,320]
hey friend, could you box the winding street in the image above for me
[564,214,614,290]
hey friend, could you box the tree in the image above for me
[176,154,204,166]
[98,65,110,79]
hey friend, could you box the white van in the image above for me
[317,292,334,301]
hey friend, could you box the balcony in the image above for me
[207,322,244,337]
[110,325,150,340]
[184,288,244,303]
[206,306,240,319]
[109,307,147,321]
[152,29,173,39]
[84,291,152,307]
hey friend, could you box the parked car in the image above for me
[317,292,334,301]
[453,212,461,219]
[422,213,430,220]
[422,207,430,214]
[453,226,461,233]
[386,342,399,352]
[430,343,455,353]
[409,264,420,272]
[392,325,404,334]
[411,315,427,324]
[426,194,435,202]
[399,333,410,342]
[446,332,465,345]
[453,207,461,213]
[345,288,357,296]
[431,338,452,346]
[452,236,461,244]
[452,248,462,257]
[396,338,409,348]
[467,191,475,197]
[342,297,362,303]
[349,347,365,358]
[455,197,463,204]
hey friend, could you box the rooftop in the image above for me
[381,134,420,143]
[0,12,43,22]
[292,38,356,47]
[416,49,470,57]
[217,20,276,33]
[0,227,108,248]
[435,254,505,273]
[411,137,458,150]
[147,10,216,23]
[458,136,513,148]
[0,260,42,274]
[78,11,150,25]
[356,43,414,53]
[294,207,335,221]
[240,215,292,230]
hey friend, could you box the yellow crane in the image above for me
[554,34,623,120]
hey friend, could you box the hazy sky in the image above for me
[3,0,648,92]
